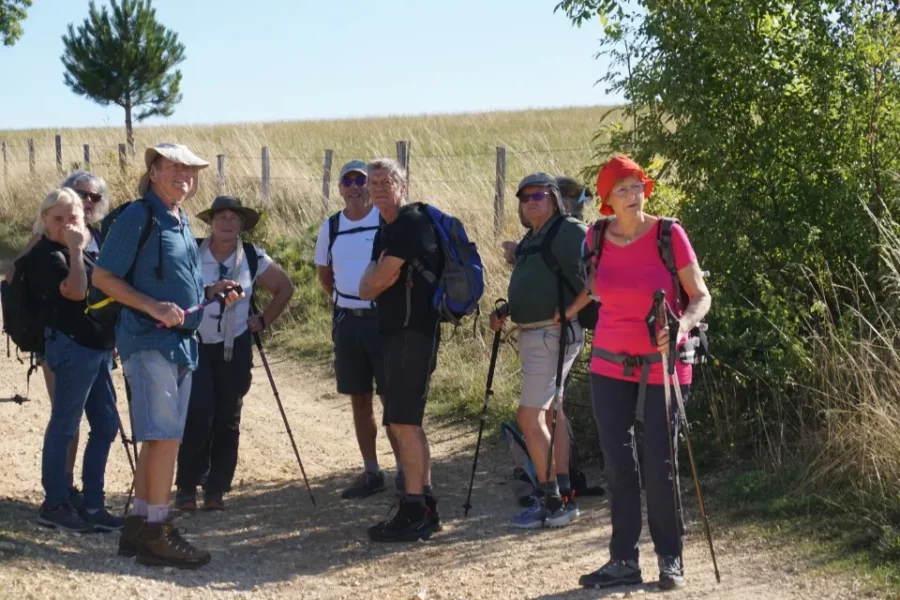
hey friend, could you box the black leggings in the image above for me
[176,330,253,494]
[591,373,688,561]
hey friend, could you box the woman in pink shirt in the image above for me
[560,155,711,592]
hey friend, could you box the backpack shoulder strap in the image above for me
[136,199,155,252]
[656,217,679,276]
[538,216,580,296]
[243,241,259,281]
[326,211,341,254]
[656,216,685,311]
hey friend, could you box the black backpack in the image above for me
[584,216,709,364]
[85,199,160,329]
[1,251,45,355]
[515,215,598,330]
[325,210,380,305]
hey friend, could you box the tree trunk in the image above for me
[125,101,135,157]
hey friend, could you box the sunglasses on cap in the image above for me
[519,190,553,204]
[75,189,103,204]
[340,174,367,187]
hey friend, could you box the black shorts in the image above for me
[383,324,441,427]
[333,310,386,396]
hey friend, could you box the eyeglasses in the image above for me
[611,183,645,197]
[340,174,367,187]
[519,190,552,204]
[75,189,103,203]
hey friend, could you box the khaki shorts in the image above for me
[517,322,584,409]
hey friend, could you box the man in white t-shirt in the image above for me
[314,160,401,499]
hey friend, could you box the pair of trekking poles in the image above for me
[464,292,720,584]
[119,287,316,515]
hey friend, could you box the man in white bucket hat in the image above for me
[94,142,242,569]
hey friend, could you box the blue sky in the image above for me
[0,0,619,130]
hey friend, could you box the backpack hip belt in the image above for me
[591,347,662,411]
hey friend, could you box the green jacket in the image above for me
[508,214,588,324]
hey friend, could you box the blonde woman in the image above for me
[27,188,122,533]
[4,171,112,510]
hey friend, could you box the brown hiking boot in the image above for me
[202,492,225,511]
[136,521,211,569]
[174,489,197,512]
[118,515,146,557]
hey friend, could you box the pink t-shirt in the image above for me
[589,219,697,385]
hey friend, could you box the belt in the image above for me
[336,307,376,318]
[591,347,662,410]
[515,319,557,331]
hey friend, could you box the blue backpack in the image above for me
[409,203,485,325]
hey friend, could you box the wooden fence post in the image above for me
[217,154,225,195]
[261,146,271,206]
[494,146,507,238]
[321,149,334,215]
[55,135,63,175]
[83,144,91,171]
[118,144,127,173]
[1,142,7,178]
[28,139,35,175]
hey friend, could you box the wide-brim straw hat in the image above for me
[138,143,209,199]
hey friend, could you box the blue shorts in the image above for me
[123,350,193,442]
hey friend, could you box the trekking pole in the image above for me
[121,377,139,516]
[648,290,683,569]
[463,298,508,516]
[654,290,721,583]
[544,279,569,494]
[250,306,316,507]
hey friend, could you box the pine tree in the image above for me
[0,0,32,46]
[61,0,185,154]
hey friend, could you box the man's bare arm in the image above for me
[359,256,404,301]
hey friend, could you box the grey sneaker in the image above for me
[658,555,686,590]
[561,491,580,522]
[341,471,386,499]
[579,559,643,589]
[508,497,570,529]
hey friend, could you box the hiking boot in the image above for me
[561,490,580,522]
[425,494,442,532]
[118,515,146,557]
[367,500,432,543]
[79,507,126,532]
[202,492,225,511]
[37,502,94,534]
[341,470,386,500]
[657,555,686,590]
[68,486,84,511]
[579,559,643,589]
[508,497,570,529]
[174,488,197,512]
[136,520,211,569]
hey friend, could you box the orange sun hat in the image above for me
[595,155,655,216]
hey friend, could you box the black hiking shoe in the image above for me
[367,500,432,543]
[425,494,441,532]
[341,470,386,499]
[37,502,94,534]
[118,515,146,557]
[579,559,643,589]
[657,555,686,590]
[136,520,211,569]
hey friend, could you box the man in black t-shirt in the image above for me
[359,158,442,542]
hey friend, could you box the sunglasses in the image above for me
[611,183,645,197]
[519,190,552,204]
[340,174,367,187]
[75,189,103,203]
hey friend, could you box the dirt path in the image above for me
[0,336,874,599]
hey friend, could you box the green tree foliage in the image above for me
[0,0,32,46]
[61,0,186,153]
[557,0,900,446]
